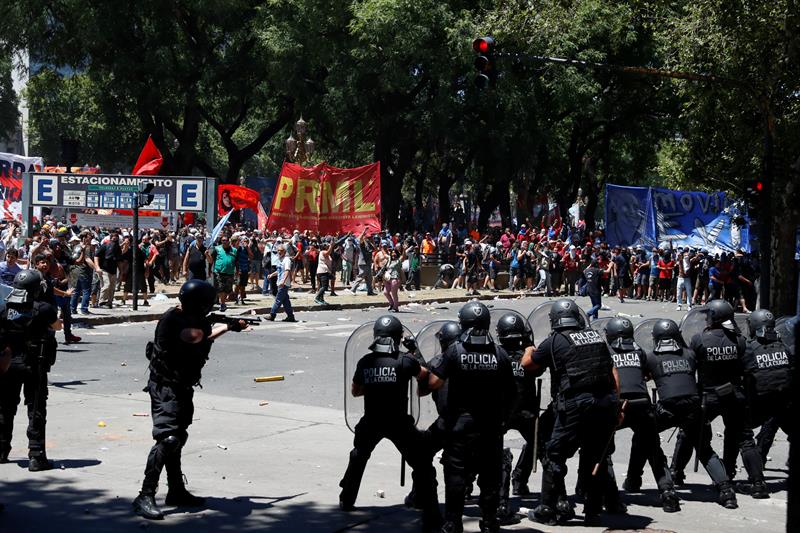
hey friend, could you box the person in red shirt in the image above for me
[562,245,580,296]
[597,253,610,295]
[657,252,675,302]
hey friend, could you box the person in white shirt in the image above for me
[266,245,297,322]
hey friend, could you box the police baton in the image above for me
[694,393,707,473]
[531,379,543,473]
[592,399,628,477]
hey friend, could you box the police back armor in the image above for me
[553,328,614,395]
[610,346,648,396]
[646,347,698,401]
[691,328,746,389]
[146,308,212,387]
[743,338,792,395]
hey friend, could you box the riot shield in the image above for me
[679,306,709,347]
[491,307,531,342]
[633,318,663,355]
[344,321,417,433]
[733,313,748,336]
[526,300,590,346]
[414,320,450,429]
[591,317,614,342]
[776,315,797,356]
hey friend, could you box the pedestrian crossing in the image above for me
[256,320,358,338]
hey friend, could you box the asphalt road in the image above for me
[9,294,791,532]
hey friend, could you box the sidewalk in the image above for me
[77,285,536,325]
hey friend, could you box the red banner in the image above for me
[267,162,381,234]
[132,136,164,176]
[218,184,260,216]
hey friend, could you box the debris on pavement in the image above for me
[217,444,228,450]
[97,421,107,427]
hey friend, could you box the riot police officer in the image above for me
[741,309,793,465]
[522,299,619,525]
[604,317,678,512]
[0,269,60,471]
[639,319,737,508]
[133,280,248,520]
[670,300,768,499]
[428,302,515,533]
[404,321,461,510]
[339,315,440,530]
[495,312,539,522]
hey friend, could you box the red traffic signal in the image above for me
[472,37,495,54]
[755,181,763,192]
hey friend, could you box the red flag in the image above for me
[257,201,269,233]
[132,136,164,175]
[218,184,260,215]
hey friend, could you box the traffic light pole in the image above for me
[132,200,139,311]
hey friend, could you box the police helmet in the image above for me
[605,317,635,351]
[458,301,490,331]
[496,312,531,346]
[747,309,777,340]
[652,319,683,354]
[706,299,734,328]
[371,315,403,353]
[178,279,217,317]
[435,321,462,352]
[549,299,582,330]
[6,269,43,305]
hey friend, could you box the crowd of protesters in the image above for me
[0,212,759,335]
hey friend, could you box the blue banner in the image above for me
[240,176,277,227]
[206,209,234,247]
[605,184,655,248]
[604,184,750,253]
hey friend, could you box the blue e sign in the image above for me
[176,180,204,211]
[33,175,58,205]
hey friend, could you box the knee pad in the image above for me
[159,435,181,455]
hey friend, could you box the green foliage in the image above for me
[0,57,18,140]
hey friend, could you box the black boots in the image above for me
[165,487,206,507]
[28,454,53,472]
[750,479,770,499]
[661,489,681,513]
[718,481,739,509]
[133,492,164,520]
[622,476,642,492]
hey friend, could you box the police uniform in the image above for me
[604,319,675,507]
[639,319,737,508]
[0,300,58,466]
[339,316,439,528]
[431,303,514,532]
[495,313,540,517]
[741,310,793,465]
[532,324,617,523]
[133,280,229,520]
[670,313,767,496]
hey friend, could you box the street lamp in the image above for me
[285,116,315,165]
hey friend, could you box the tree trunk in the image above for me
[437,172,455,228]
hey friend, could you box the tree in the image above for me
[0,56,19,141]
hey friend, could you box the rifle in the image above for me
[532,379,543,473]
[207,313,262,328]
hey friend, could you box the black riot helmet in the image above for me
[652,319,683,354]
[178,279,217,317]
[549,299,582,331]
[747,309,777,341]
[435,321,462,352]
[6,269,43,305]
[496,312,532,348]
[458,301,490,331]
[605,317,635,351]
[706,299,735,329]
[370,315,403,353]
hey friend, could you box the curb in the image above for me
[74,291,536,326]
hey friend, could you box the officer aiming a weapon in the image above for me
[0,269,61,471]
[632,318,738,508]
[427,301,515,533]
[741,309,793,466]
[670,300,768,499]
[133,279,250,520]
[522,299,620,526]
[495,312,541,524]
[604,317,679,513]
[339,315,441,531]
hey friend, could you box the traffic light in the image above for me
[744,180,765,220]
[138,182,155,208]
[472,36,497,89]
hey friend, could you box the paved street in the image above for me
[0,295,789,532]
